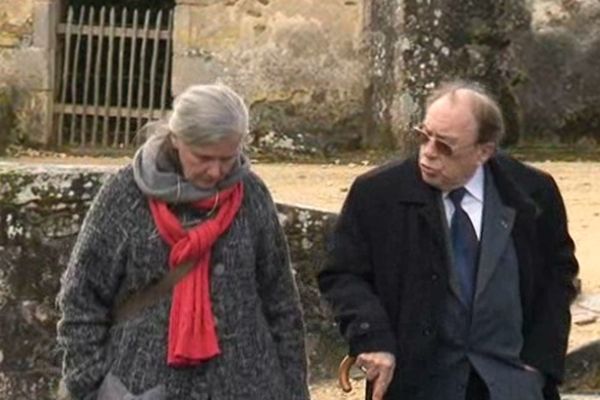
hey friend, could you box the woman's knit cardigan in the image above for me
[57,165,310,400]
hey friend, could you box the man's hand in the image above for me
[355,352,396,400]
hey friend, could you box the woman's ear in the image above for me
[169,132,179,150]
[165,133,183,172]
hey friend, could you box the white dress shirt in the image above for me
[442,166,485,239]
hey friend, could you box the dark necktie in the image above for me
[449,187,479,307]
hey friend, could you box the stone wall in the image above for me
[2,164,600,396]
[0,1,34,48]
[512,0,600,144]
[0,162,340,398]
[1,0,599,150]
[0,163,111,399]
[0,0,34,149]
[172,0,367,155]
[0,0,57,146]
[364,0,532,150]
[363,0,600,148]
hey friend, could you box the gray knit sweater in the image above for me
[57,166,310,400]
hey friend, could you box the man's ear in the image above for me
[478,142,496,164]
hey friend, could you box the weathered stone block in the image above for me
[0,163,342,397]
[0,163,113,399]
[0,0,34,28]
[0,86,15,154]
[171,0,366,147]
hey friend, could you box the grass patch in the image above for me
[4,142,600,164]
[508,143,600,162]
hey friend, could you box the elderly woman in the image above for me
[57,84,310,400]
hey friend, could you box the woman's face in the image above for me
[171,134,241,189]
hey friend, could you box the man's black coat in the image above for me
[318,154,579,399]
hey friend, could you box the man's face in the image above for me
[172,134,241,189]
[417,92,495,192]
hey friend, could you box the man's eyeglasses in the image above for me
[412,125,477,157]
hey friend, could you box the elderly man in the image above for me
[318,81,578,400]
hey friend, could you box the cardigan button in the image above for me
[359,322,370,330]
[431,273,439,281]
[213,263,225,275]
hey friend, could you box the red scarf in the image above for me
[149,182,244,366]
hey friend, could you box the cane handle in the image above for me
[338,355,357,393]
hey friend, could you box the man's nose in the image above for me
[421,138,438,158]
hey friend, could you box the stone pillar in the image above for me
[362,0,419,154]
[363,0,530,151]
[362,0,401,149]
[400,0,531,146]
[171,1,193,97]
[31,0,60,145]
[171,0,220,97]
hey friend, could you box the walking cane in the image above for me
[338,355,356,392]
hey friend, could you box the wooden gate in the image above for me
[54,5,174,148]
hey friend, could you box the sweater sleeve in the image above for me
[56,173,130,399]
[252,178,310,400]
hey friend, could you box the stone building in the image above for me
[0,0,368,152]
[0,0,598,153]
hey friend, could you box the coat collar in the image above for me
[486,155,540,219]
[389,158,438,205]
[390,155,540,219]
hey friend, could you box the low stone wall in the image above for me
[0,162,340,398]
[1,162,599,398]
[0,163,113,398]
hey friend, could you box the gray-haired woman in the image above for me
[57,84,310,400]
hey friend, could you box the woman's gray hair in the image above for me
[142,83,249,146]
[168,84,249,146]
[167,83,249,146]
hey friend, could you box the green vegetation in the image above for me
[509,143,600,162]
[3,137,600,164]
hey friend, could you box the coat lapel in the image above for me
[488,155,541,316]
[417,196,448,277]
[393,159,449,278]
[475,170,516,301]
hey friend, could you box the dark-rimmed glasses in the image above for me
[412,125,477,157]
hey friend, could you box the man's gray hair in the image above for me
[167,83,249,146]
[426,80,505,145]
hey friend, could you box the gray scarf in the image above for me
[132,133,250,203]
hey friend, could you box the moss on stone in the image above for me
[563,340,600,393]
[558,105,600,144]
[0,87,16,155]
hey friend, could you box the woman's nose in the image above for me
[205,161,222,180]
